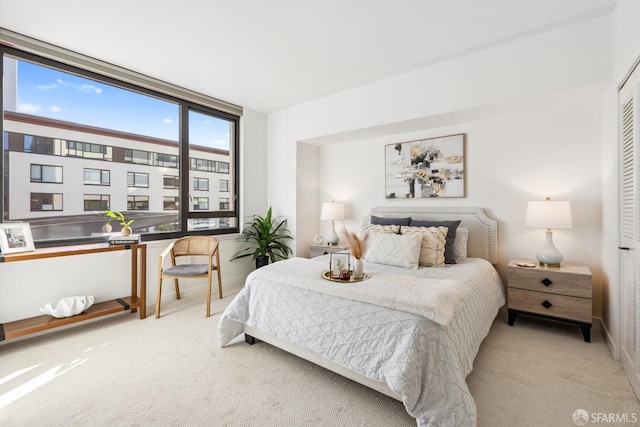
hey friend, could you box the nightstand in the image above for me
[507,260,592,342]
[310,244,347,258]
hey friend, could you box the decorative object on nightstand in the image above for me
[525,197,572,267]
[309,244,347,258]
[321,201,344,246]
[507,259,592,342]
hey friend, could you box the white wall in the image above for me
[269,16,612,317]
[0,107,268,325]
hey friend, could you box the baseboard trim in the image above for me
[595,315,620,361]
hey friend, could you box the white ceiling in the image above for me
[0,0,617,114]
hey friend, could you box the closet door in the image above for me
[620,64,640,398]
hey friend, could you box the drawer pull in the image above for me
[541,278,553,287]
[541,300,553,309]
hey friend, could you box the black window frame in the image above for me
[30,164,63,183]
[0,44,240,247]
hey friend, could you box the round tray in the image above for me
[322,271,370,283]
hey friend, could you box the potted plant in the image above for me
[231,207,293,269]
[95,211,115,233]
[105,210,135,236]
[341,227,368,279]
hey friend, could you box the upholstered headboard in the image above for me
[362,206,498,264]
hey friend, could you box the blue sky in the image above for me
[13,60,231,150]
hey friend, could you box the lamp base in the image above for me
[535,230,564,268]
[325,221,339,246]
[539,261,561,268]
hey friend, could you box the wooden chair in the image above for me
[156,236,222,318]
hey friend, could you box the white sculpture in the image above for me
[39,295,95,318]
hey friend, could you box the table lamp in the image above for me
[321,201,344,246]
[525,197,572,267]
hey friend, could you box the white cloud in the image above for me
[37,84,57,90]
[204,120,211,125]
[80,84,102,94]
[50,106,62,112]
[57,78,69,85]
[163,118,173,124]
[17,103,42,114]
[212,139,228,148]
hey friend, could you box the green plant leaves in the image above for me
[230,206,293,262]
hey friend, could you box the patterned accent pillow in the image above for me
[361,224,400,239]
[453,226,469,260]
[364,233,422,269]
[401,226,448,267]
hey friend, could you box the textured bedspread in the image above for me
[218,257,505,427]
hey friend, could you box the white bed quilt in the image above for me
[218,257,505,427]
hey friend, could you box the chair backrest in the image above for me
[172,236,218,258]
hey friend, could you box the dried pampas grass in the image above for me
[341,227,368,259]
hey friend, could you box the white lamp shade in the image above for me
[321,202,344,221]
[525,199,572,230]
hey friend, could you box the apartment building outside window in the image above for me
[193,177,209,191]
[220,180,229,192]
[2,42,240,244]
[31,193,63,211]
[31,164,63,183]
[128,195,149,211]
[84,194,110,211]
[163,175,179,189]
[127,172,149,188]
[84,169,110,186]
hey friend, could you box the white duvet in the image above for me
[218,257,505,427]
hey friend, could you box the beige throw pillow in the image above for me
[365,233,422,269]
[401,226,448,267]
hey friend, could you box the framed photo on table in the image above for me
[329,252,350,279]
[0,223,35,254]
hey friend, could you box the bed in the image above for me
[218,207,505,427]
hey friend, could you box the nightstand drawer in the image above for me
[508,288,591,323]
[508,265,591,298]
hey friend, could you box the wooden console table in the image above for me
[0,242,146,341]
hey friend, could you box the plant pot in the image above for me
[255,256,269,269]
[121,226,132,236]
[102,223,112,233]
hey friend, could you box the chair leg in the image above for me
[216,251,223,299]
[174,278,181,300]
[206,272,212,318]
[155,277,163,319]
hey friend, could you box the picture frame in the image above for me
[329,252,351,279]
[385,133,465,199]
[0,223,35,254]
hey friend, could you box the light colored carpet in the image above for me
[0,283,638,427]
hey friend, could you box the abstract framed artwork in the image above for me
[0,222,35,254]
[385,134,465,198]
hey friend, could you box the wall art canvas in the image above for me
[385,134,465,199]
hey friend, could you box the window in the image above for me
[220,180,229,192]
[84,169,110,186]
[192,197,209,210]
[124,149,153,165]
[163,196,179,210]
[31,164,63,183]
[127,195,149,211]
[2,39,240,245]
[193,177,209,191]
[84,194,110,211]
[127,172,149,188]
[31,193,63,211]
[163,175,179,189]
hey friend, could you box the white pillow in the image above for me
[401,226,447,267]
[365,233,422,269]
[453,226,469,260]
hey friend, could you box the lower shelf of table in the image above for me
[0,296,141,341]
